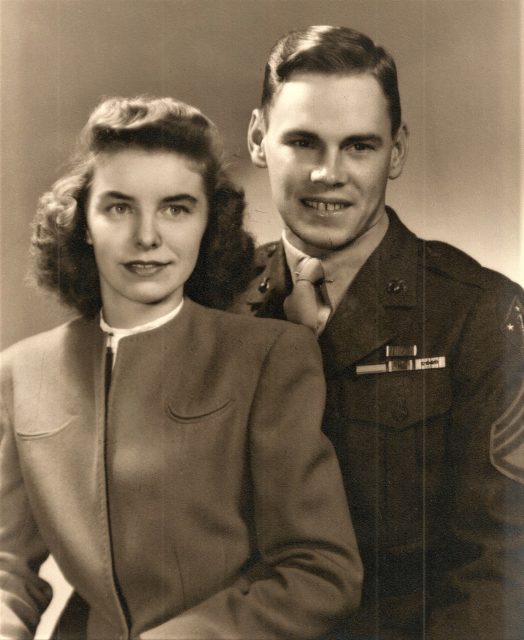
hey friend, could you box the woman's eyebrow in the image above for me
[160,194,198,204]
[101,190,134,201]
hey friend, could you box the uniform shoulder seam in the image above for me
[422,239,516,291]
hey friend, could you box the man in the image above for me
[231,25,524,639]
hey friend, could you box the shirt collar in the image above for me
[100,298,184,340]
[282,212,389,311]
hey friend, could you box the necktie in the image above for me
[284,257,331,335]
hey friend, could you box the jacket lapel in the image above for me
[320,209,420,377]
[249,243,291,320]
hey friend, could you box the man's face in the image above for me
[248,72,407,255]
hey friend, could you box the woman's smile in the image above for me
[123,260,173,276]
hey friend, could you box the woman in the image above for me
[0,96,362,639]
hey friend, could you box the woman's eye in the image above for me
[163,204,189,217]
[108,203,130,215]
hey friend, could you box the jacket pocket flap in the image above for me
[15,415,78,439]
[343,370,451,430]
[166,398,234,424]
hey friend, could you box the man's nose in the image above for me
[310,151,347,187]
[134,213,161,249]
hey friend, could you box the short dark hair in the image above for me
[261,25,401,136]
[31,96,254,317]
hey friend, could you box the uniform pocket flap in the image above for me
[343,370,451,430]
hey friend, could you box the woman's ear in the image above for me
[247,109,267,168]
[388,122,409,180]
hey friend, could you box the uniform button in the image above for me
[258,277,270,293]
[387,278,408,294]
[391,399,409,422]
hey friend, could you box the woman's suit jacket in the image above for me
[0,299,362,639]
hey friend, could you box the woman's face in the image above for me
[86,148,208,328]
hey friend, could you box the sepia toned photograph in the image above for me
[1,1,522,638]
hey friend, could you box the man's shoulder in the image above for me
[420,238,520,295]
[250,240,282,276]
[255,240,281,262]
[399,228,523,350]
[228,240,286,315]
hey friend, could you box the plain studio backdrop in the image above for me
[0,0,522,636]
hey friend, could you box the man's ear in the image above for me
[388,123,409,180]
[247,109,267,168]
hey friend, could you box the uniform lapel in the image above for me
[248,242,291,320]
[320,209,420,377]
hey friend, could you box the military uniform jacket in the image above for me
[0,299,362,640]
[231,208,524,639]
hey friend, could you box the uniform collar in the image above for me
[319,207,420,375]
[281,213,389,314]
[377,207,419,308]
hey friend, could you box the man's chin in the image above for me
[287,228,358,255]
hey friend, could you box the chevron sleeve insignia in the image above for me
[490,381,524,484]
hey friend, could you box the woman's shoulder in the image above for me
[1,316,93,367]
[189,300,317,347]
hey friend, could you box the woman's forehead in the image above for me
[89,148,207,200]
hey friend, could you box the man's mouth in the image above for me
[123,261,171,275]
[301,199,350,213]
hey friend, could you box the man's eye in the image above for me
[289,139,312,149]
[351,142,373,152]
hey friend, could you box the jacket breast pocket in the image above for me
[344,368,452,430]
[336,369,452,547]
[15,415,79,440]
[165,398,235,424]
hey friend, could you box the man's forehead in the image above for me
[264,71,390,134]
[271,70,383,102]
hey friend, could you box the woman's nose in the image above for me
[134,214,161,249]
[310,152,347,187]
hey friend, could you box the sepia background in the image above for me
[0,0,522,636]
[1,0,522,354]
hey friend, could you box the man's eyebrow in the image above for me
[281,129,319,140]
[280,130,384,146]
[342,134,383,146]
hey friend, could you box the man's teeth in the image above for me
[304,200,347,212]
